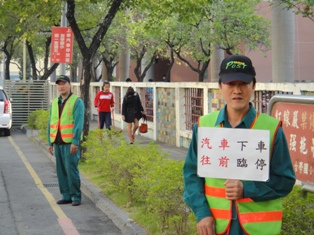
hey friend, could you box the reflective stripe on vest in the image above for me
[50,94,78,143]
[199,111,282,235]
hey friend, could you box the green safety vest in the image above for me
[50,94,78,144]
[199,111,282,235]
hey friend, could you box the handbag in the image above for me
[139,114,148,133]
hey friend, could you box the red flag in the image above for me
[50,27,73,64]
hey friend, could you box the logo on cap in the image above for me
[225,61,248,70]
[219,55,256,84]
[56,75,71,84]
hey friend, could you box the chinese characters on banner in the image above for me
[50,27,73,64]
[197,127,270,181]
[271,102,314,183]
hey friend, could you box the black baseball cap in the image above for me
[219,55,256,84]
[56,75,71,84]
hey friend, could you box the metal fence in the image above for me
[4,80,49,128]
[48,81,314,148]
[184,88,204,130]
[7,78,313,148]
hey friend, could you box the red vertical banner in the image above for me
[50,27,73,64]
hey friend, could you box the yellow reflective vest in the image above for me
[199,111,282,235]
[50,94,78,144]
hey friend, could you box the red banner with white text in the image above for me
[50,27,73,64]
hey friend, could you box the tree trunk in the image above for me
[43,37,51,76]
[4,54,11,80]
[198,61,210,82]
[41,63,59,81]
[66,0,123,137]
[2,40,13,80]
[134,56,142,82]
[70,52,78,82]
[80,58,92,138]
[164,49,175,82]
[26,40,38,80]
[101,61,107,81]
[106,65,114,81]
[41,35,59,81]
[174,50,210,82]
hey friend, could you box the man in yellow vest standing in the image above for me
[183,55,296,235]
[47,75,85,206]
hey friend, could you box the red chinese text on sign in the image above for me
[50,27,73,64]
[197,127,270,181]
[271,102,314,183]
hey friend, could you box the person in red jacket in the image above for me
[94,81,114,129]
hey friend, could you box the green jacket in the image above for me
[183,104,296,235]
[201,111,283,235]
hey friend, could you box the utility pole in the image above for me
[60,1,67,76]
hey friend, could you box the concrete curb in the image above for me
[20,125,148,235]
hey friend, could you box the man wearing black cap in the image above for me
[183,55,295,235]
[47,75,85,206]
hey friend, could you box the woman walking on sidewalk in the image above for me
[94,81,114,130]
[122,86,145,144]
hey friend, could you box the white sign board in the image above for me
[197,127,270,181]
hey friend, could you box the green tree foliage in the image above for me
[1,0,272,133]
[140,0,270,81]
[277,0,314,21]
[65,0,138,137]
[127,11,164,82]
[0,3,25,79]
[98,12,128,81]
[0,0,63,80]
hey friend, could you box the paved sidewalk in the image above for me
[22,120,189,235]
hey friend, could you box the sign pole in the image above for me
[60,1,67,76]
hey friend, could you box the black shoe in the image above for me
[72,201,81,206]
[57,199,72,204]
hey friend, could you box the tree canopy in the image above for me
[0,0,273,133]
[277,0,314,21]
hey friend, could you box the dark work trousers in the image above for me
[54,144,81,202]
[98,111,112,129]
